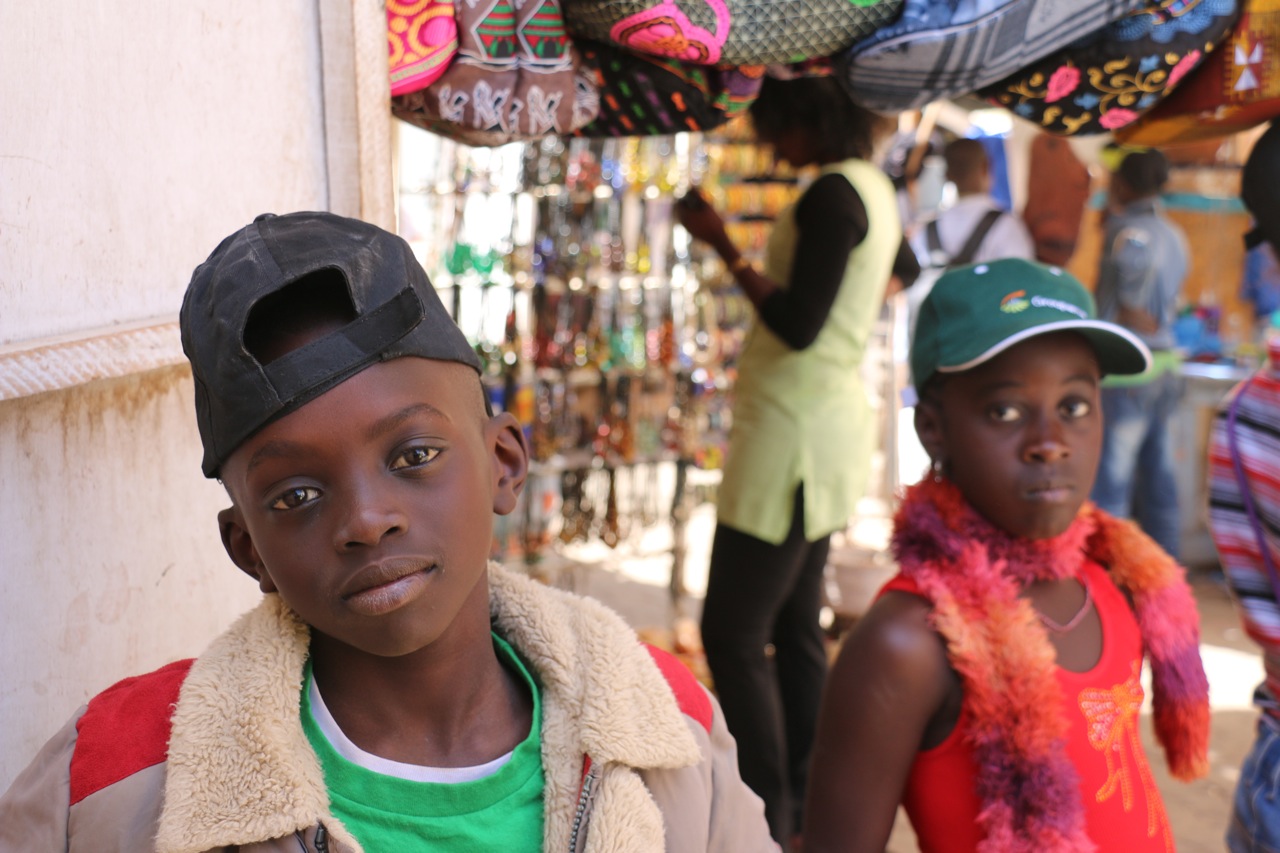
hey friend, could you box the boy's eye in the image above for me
[271,486,321,510]
[988,404,1021,423]
[391,446,440,470]
[1061,398,1093,419]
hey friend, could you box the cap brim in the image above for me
[936,319,1153,378]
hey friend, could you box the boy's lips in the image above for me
[341,557,435,616]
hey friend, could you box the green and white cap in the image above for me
[910,258,1151,391]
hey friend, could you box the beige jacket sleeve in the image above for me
[641,688,780,853]
[0,710,80,852]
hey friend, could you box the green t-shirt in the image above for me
[301,634,544,851]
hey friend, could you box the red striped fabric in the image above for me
[1208,341,1280,716]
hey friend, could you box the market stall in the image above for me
[385,0,1280,613]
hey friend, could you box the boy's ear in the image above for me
[217,506,277,593]
[487,411,529,516]
[913,398,947,470]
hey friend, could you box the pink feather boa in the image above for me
[891,478,1210,852]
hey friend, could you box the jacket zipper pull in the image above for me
[568,755,598,853]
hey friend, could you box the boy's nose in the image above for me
[333,490,408,550]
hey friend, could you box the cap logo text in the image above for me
[1030,294,1088,319]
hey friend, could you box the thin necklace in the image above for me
[1036,579,1093,634]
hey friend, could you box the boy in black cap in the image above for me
[0,212,776,853]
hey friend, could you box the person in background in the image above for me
[675,75,911,850]
[1090,147,1189,558]
[804,259,1209,853]
[911,138,1035,272]
[1207,119,1280,853]
[1241,218,1280,337]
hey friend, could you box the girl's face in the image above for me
[916,332,1103,540]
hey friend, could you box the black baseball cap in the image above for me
[181,211,481,478]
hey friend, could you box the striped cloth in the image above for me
[1208,340,1280,719]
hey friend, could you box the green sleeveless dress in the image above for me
[716,158,900,544]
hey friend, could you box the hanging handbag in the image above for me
[573,40,764,136]
[1022,133,1091,266]
[562,0,902,66]
[1115,0,1280,145]
[393,0,599,146]
[836,0,1149,112]
[980,0,1241,136]
[388,0,459,96]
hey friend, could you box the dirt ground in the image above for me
[558,511,1261,853]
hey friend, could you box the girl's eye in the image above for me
[271,486,321,510]
[1061,398,1093,419]
[988,404,1021,423]
[391,446,440,470]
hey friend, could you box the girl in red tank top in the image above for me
[802,260,1210,853]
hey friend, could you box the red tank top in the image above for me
[881,559,1174,853]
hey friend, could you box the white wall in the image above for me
[0,4,331,345]
[0,369,262,768]
[0,1,391,790]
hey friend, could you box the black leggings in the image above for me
[700,486,830,845]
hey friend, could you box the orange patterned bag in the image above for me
[1115,0,1280,144]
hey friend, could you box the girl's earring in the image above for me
[931,459,945,483]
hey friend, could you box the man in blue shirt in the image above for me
[1091,148,1189,557]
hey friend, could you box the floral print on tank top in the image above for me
[1078,661,1174,851]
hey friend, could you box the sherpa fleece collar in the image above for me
[155,564,699,853]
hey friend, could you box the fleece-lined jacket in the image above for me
[0,565,777,853]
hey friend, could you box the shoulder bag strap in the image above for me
[950,208,1005,268]
[925,219,945,264]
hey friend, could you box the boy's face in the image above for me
[217,356,527,658]
[916,332,1103,540]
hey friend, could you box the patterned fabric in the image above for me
[890,477,1210,852]
[573,40,763,135]
[764,56,836,80]
[392,0,598,145]
[838,0,1149,112]
[561,0,902,66]
[1116,0,1280,144]
[1208,340,1280,721]
[388,0,459,96]
[981,0,1240,136]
